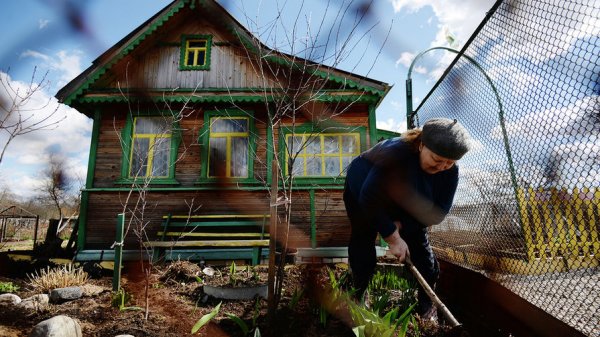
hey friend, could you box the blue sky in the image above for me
[0,0,494,199]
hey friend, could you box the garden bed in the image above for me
[0,252,450,336]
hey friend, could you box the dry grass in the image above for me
[27,264,89,293]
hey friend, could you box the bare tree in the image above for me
[0,68,65,165]
[225,0,389,312]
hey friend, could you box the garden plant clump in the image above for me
[26,263,89,293]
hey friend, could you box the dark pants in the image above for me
[343,166,439,315]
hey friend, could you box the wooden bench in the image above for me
[145,214,270,265]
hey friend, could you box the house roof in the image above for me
[56,0,390,107]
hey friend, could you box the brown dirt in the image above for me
[0,255,447,337]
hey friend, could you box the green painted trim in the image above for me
[310,189,316,248]
[368,105,378,148]
[262,55,386,96]
[77,191,89,250]
[179,34,213,71]
[266,116,274,184]
[375,129,401,142]
[120,116,133,179]
[120,111,182,184]
[198,109,258,183]
[87,88,373,94]
[278,122,367,184]
[85,110,101,188]
[113,213,125,291]
[63,0,186,105]
[75,93,376,105]
[82,185,344,192]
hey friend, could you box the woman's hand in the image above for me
[383,230,409,262]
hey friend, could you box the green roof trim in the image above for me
[76,94,378,105]
[262,54,385,96]
[63,0,187,105]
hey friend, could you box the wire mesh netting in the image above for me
[410,0,599,335]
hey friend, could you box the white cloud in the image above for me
[395,51,415,68]
[390,0,494,82]
[20,49,83,88]
[395,52,426,73]
[0,71,91,199]
[377,117,406,133]
[389,0,494,41]
[490,96,599,140]
[38,19,50,29]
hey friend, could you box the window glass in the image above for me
[285,133,360,177]
[129,117,173,178]
[184,38,209,67]
[208,117,250,178]
[211,118,248,133]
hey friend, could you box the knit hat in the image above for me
[421,118,470,160]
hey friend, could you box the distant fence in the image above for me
[410,0,599,335]
[518,187,599,263]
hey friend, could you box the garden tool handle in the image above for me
[404,256,462,328]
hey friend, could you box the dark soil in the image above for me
[0,253,448,337]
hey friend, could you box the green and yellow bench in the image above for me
[145,214,270,265]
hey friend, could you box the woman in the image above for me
[343,118,470,319]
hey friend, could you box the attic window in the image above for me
[180,34,212,70]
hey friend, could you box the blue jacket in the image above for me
[345,137,459,238]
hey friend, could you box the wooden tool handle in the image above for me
[405,256,461,328]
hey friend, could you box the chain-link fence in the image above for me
[410,0,599,335]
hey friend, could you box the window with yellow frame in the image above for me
[208,117,249,178]
[180,34,212,70]
[129,117,173,178]
[286,133,360,177]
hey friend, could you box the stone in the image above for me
[0,293,21,305]
[49,286,83,303]
[115,335,135,337]
[19,294,49,311]
[29,315,82,337]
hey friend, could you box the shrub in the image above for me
[0,281,20,293]
[27,264,89,293]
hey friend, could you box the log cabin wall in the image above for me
[58,1,388,254]
[85,102,366,249]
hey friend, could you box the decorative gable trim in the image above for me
[61,0,187,105]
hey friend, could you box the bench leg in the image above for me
[252,247,260,266]
[152,247,164,263]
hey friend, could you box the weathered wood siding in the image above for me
[85,190,270,249]
[94,13,276,91]
[315,190,350,247]
[92,104,272,188]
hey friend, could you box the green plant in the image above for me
[27,264,89,293]
[369,269,416,311]
[229,261,238,286]
[111,289,142,311]
[348,299,416,337]
[226,297,262,336]
[111,289,131,307]
[370,292,390,315]
[226,313,249,335]
[288,288,304,310]
[0,281,19,293]
[191,301,221,334]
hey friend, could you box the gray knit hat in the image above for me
[421,118,470,160]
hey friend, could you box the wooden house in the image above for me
[56,0,391,263]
